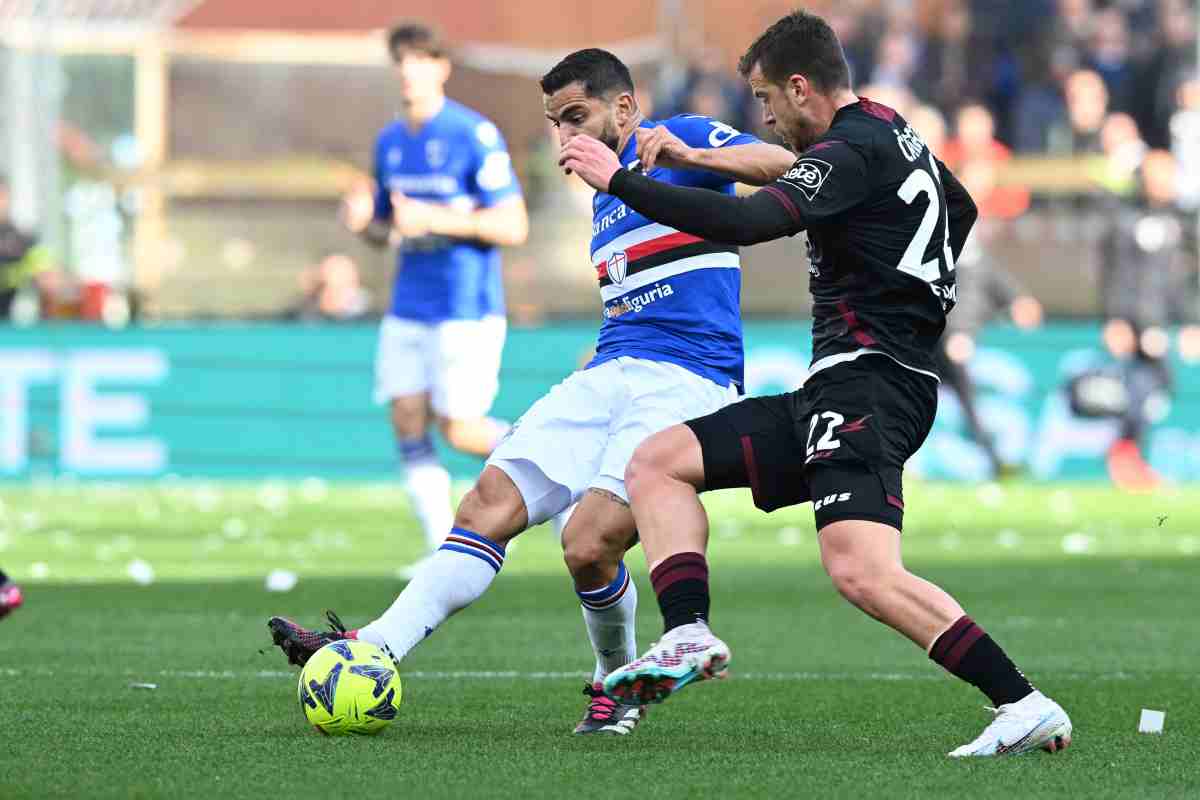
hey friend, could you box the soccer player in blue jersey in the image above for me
[271,48,794,735]
[341,23,529,563]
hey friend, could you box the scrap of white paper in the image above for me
[1138,709,1165,734]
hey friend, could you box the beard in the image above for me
[599,115,621,152]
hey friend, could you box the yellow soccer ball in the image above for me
[297,640,402,735]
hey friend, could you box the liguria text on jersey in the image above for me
[588,114,758,390]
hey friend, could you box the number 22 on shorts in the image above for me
[806,411,844,462]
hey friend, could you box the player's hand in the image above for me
[391,192,437,238]
[559,135,622,192]
[1010,296,1043,329]
[340,180,375,234]
[635,125,695,172]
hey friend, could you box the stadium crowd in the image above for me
[656,0,1196,159]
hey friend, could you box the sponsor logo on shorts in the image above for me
[836,415,873,434]
[813,492,852,511]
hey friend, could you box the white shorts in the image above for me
[487,357,739,526]
[373,314,506,419]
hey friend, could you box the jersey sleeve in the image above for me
[761,141,871,230]
[465,119,522,208]
[372,133,393,222]
[665,114,760,150]
[664,115,761,189]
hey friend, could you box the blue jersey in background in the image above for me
[373,99,521,322]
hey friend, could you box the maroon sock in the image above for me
[650,552,710,633]
[929,615,1035,707]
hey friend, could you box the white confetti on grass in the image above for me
[192,485,221,513]
[257,483,290,514]
[995,529,1023,549]
[126,559,156,585]
[265,569,298,593]
[1049,490,1076,519]
[51,530,76,549]
[976,483,1006,508]
[222,518,247,540]
[1061,532,1096,555]
[30,562,49,579]
[298,477,329,503]
[1178,537,1199,556]
[777,527,802,547]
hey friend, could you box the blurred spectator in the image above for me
[1127,0,1197,148]
[1084,7,1134,105]
[826,4,887,85]
[912,0,997,118]
[655,45,754,133]
[289,252,371,321]
[870,27,921,90]
[1095,111,1147,193]
[858,83,918,118]
[944,103,1031,218]
[908,104,949,154]
[0,176,59,323]
[1048,69,1109,155]
[1171,74,1200,209]
[1095,150,1188,489]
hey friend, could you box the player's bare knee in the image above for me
[562,538,613,585]
[453,468,526,542]
[824,558,876,608]
[562,530,623,585]
[625,437,671,500]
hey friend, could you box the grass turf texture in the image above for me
[1,481,1198,799]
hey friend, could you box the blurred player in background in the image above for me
[0,176,56,322]
[1095,149,1187,490]
[272,48,795,736]
[0,568,21,620]
[938,113,1044,478]
[563,10,1071,757]
[341,23,529,566]
[936,240,1043,478]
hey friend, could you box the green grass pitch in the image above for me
[1,480,1198,799]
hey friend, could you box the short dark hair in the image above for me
[540,48,635,98]
[737,10,851,92]
[387,22,449,61]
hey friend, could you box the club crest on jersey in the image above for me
[425,139,448,168]
[608,251,629,284]
[781,158,833,201]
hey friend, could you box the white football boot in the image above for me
[949,690,1073,757]
[602,621,730,705]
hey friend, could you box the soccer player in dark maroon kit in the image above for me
[561,10,1072,757]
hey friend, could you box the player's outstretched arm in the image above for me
[635,125,794,186]
[609,170,797,246]
[561,134,795,246]
[391,194,530,248]
[432,195,530,247]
